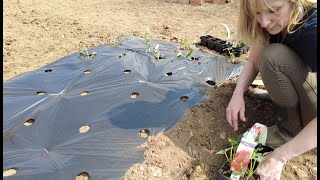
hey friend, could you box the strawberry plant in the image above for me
[216,135,273,179]
[78,41,97,59]
[145,40,162,60]
[177,37,196,60]
[216,135,242,164]
[223,47,236,64]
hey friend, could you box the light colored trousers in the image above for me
[258,43,317,137]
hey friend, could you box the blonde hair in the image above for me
[237,0,317,46]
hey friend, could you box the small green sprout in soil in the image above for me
[79,41,97,59]
[223,47,237,64]
[145,40,162,60]
[178,37,197,60]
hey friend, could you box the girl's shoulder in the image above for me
[293,6,317,35]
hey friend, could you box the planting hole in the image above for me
[139,129,150,138]
[3,168,17,177]
[119,53,126,58]
[80,91,89,96]
[191,56,199,61]
[84,70,91,74]
[44,69,52,73]
[76,172,90,180]
[124,70,131,74]
[131,92,139,99]
[157,56,165,59]
[165,72,172,76]
[24,119,35,126]
[36,91,46,96]
[206,80,216,86]
[79,125,90,133]
[180,96,189,102]
[80,52,96,59]
[88,53,96,58]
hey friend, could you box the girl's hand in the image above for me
[226,92,246,131]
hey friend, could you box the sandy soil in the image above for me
[4,0,317,179]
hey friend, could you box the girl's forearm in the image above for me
[233,43,264,95]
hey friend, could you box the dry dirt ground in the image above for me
[3,0,317,179]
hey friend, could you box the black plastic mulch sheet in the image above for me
[3,36,243,180]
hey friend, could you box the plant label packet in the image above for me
[229,123,267,179]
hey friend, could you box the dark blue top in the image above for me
[269,6,317,72]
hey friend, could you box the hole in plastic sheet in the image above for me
[79,125,90,133]
[139,129,150,138]
[124,70,131,74]
[44,69,52,73]
[80,91,90,96]
[165,72,173,76]
[130,92,139,99]
[206,80,216,86]
[191,56,199,61]
[84,70,91,74]
[79,52,96,59]
[76,172,90,180]
[3,168,18,177]
[180,96,189,102]
[24,119,35,126]
[118,53,126,58]
[36,91,46,96]
[156,56,165,60]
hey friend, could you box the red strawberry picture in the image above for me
[230,150,251,172]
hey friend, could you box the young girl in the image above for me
[225,0,317,179]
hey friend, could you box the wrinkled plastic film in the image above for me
[4,36,243,179]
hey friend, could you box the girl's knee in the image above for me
[258,43,292,71]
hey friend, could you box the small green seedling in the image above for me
[176,50,183,58]
[79,41,97,59]
[145,40,162,60]
[146,40,152,53]
[216,135,242,163]
[112,36,124,46]
[154,44,161,59]
[223,47,237,64]
[178,37,196,60]
[247,147,268,177]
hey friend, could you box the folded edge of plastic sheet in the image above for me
[3,36,244,180]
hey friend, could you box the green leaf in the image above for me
[256,154,267,162]
[185,48,193,59]
[228,137,238,146]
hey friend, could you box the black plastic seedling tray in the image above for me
[200,35,250,57]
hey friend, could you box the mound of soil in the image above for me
[125,80,317,180]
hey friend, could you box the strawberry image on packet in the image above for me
[230,140,256,174]
[230,149,251,172]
